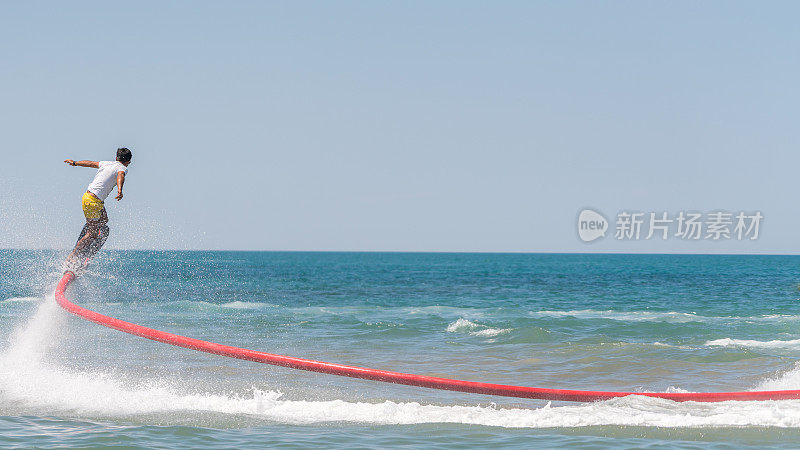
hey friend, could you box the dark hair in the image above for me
[116,147,132,163]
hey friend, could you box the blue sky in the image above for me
[1,1,797,252]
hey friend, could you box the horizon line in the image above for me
[2,248,800,256]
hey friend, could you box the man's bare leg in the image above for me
[67,209,108,263]
[67,221,101,262]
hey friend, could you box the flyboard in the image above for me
[55,268,800,403]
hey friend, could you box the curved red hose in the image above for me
[54,271,800,402]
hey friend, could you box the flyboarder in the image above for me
[63,147,132,270]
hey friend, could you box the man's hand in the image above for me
[115,190,123,201]
[64,159,99,168]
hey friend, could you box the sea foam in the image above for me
[705,338,800,350]
[0,297,41,304]
[446,318,510,337]
[529,309,800,324]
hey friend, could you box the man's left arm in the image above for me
[115,171,126,201]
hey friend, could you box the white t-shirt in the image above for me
[87,161,128,201]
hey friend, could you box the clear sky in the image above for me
[1,1,797,252]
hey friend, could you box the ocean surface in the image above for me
[3,251,800,448]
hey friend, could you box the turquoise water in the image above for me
[3,251,800,448]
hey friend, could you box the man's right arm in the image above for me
[64,160,99,168]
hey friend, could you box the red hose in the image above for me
[54,271,800,402]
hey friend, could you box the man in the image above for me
[64,147,132,269]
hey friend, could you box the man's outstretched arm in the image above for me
[64,159,99,168]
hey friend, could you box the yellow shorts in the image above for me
[82,192,105,220]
